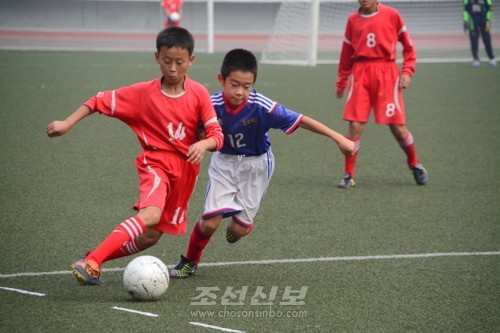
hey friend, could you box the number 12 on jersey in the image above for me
[227,133,246,148]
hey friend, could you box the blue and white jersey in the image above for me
[211,89,303,156]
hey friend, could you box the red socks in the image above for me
[344,133,419,178]
[344,137,360,178]
[86,216,147,266]
[399,132,419,168]
[186,221,212,263]
[101,239,143,263]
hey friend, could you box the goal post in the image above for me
[260,0,499,66]
[309,0,320,66]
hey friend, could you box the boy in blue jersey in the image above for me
[170,48,355,278]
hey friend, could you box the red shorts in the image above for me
[343,61,406,125]
[134,150,200,235]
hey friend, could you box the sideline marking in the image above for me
[112,306,159,317]
[189,321,245,333]
[0,286,45,297]
[1,251,499,279]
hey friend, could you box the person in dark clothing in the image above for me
[463,0,497,67]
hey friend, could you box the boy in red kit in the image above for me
[46,27,223,286]
[336,0,428,188]
[161,0,183,28]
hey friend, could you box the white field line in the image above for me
[189,321,245,333]
[198,251,500,267]
[1,251,499,279]
[312,58,480,65]
[0,286,46,297]
[112,306,159,317]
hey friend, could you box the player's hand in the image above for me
[338,137,355,157]
[485,21,491,33]
[400,74,411,89]
[463,22,469,32]
[187,141,207,164]
[336,87,344,99]
[47,120,71,138]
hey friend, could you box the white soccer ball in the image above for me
[169,12,181,22]
[123,255,170,301]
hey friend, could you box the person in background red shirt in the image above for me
[46,27,223,286]
[336,0,428,189]
[162,0,183,27]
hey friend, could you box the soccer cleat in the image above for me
[489,59,497,68]
[338,174,355,189]
[169,255,197,278]
[472,60,480,68]
[71,259,104,286]
[411,163,428,185]
[226,227,241,244]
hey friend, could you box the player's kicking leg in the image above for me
[71,259,104,286]
[71,207,160,286]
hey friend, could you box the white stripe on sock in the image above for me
[121,221,136,239]
[400,132,414,147]
[354,140,360,152]
[128,217,143,237]
[126,240,140,254]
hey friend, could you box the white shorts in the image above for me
[202,150,275,226]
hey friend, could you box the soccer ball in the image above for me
[169,12,181,22]
[123,255,170,301]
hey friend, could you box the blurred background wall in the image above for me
[0,0,281,34]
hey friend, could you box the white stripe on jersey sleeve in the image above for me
[251,91,275,107]
[211,92,224,106]
[285,114,303,135]
[111,90,116,116]
[204,117,218,127]
[248,91,277,113]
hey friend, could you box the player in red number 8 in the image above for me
[335,0,428,188]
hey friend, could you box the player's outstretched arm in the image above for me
[46,105,92,138]
[298,116,355,156]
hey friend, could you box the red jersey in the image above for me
[161,0,182,13]
[84,76,223,156]
[337,3,416,92]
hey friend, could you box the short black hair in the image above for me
[156,27,195,55]
[220,48,258,82]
